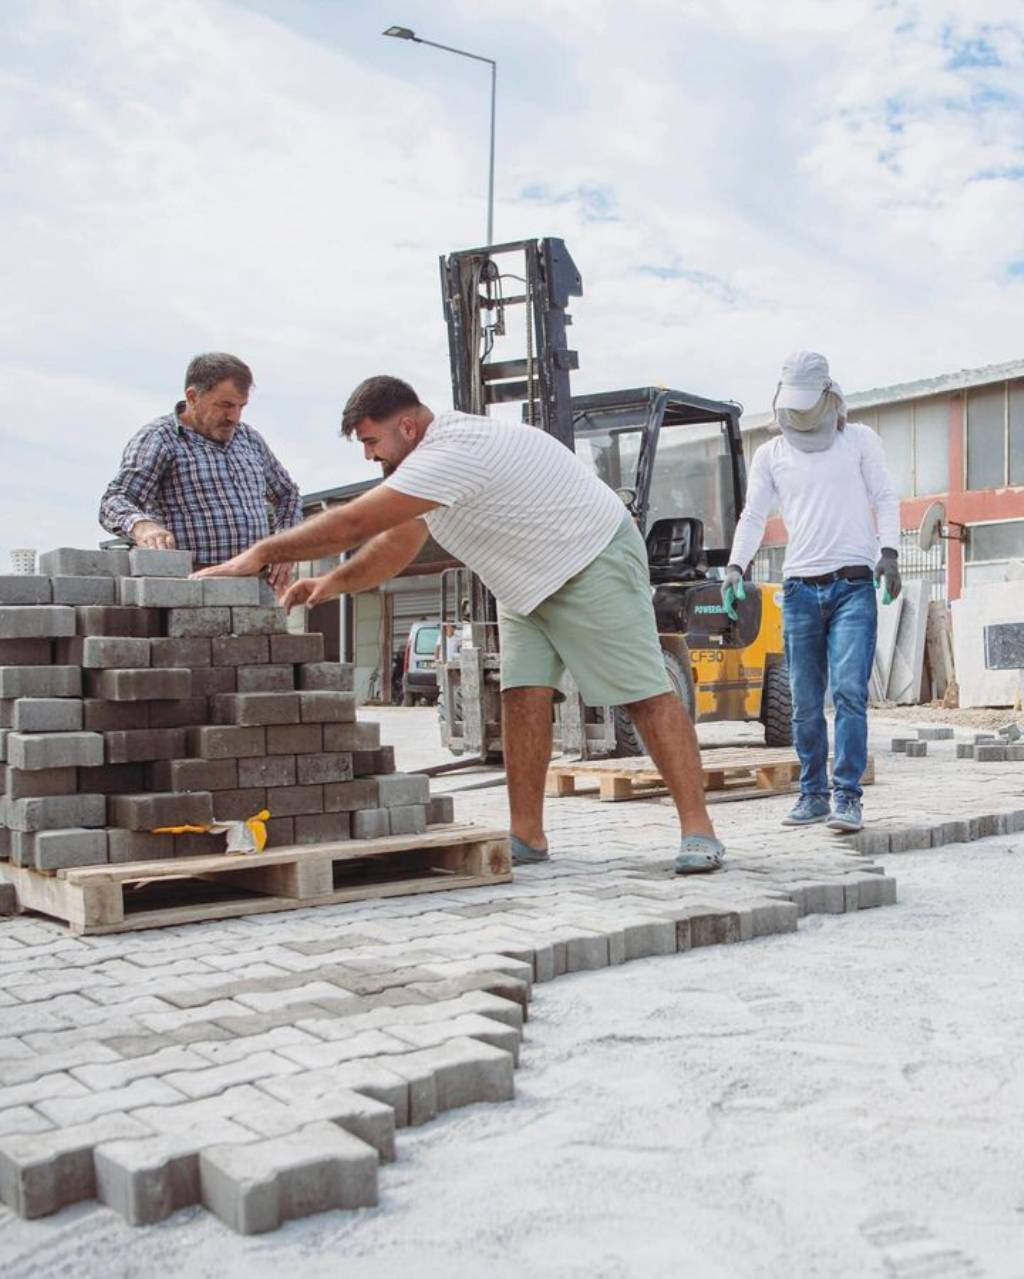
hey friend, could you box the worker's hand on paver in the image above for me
[873,548,902,605]
[267,562,294,598]
[192,546,266,580]
[281,574,334,613]
[722,565,746,620]
[132,521,176,551]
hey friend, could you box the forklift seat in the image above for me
[646,517,708,583]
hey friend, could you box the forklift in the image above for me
[435,237,791,764]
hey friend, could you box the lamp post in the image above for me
[383,25,496,246]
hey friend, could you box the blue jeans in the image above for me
[783,576,877,800]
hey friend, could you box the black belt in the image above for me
[789,566,873,586]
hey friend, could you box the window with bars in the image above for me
[853,395,950,498]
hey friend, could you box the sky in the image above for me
[1,0,1022,563]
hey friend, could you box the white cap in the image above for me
[776,350,833,411]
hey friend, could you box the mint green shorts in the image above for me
[498,515,671,708]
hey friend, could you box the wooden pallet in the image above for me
[545,748,875,803]
[0,822,510,936]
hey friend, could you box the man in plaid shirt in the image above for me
[99,353,303,592]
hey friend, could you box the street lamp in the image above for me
[383,25,497,246]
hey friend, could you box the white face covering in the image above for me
[773,382,848,453]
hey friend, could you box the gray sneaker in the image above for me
[827,795,863,832]
[782,794,831,826]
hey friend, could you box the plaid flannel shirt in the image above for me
[99,404,303,564]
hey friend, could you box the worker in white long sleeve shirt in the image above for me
[723,351,902,833]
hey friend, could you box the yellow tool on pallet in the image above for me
[151,809,271,855]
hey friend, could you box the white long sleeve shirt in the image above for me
[728,422,901,578]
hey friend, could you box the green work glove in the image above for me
[873,547,901,605]
[722,564,747,621]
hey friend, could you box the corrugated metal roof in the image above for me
[741,355,1024,433]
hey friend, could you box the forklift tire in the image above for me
[613,650,696,757]
[761,661,793,747]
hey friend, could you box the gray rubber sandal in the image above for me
[675,834,726,875]
[509,835,550,865]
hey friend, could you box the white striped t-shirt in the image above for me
[383,410,626,615]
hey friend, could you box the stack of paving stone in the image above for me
[0,547,450,874]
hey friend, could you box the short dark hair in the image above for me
[341,376,421,438]
[184,352,253,396]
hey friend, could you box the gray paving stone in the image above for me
[81,698,150,731]
[266,723,322,755]
[95,1122,255,1225]
[388,804,427,836]
[974,744,1007,761]
[294,812,351,844]
[51,576,117,606]
[89,668,191,701]
[237,663,295,692]
[201,577,262,606]
[230,606,288,637]
[235,1086,395,1161]
[211,635,270,666]
[299,691,357,723]
[296,752,353,785]
[350,808,389,839]
[212,692,301,727]
[238,754,296,788]
[7,730,103,770]
[166,606,231,638]
[0,606,75,639]
[376,773,430,807]
[24,828,108,871]
[213,788,268,821]
[189,667,237,697]
[149,697,209,728]
[199,1121,378,1233]
[108,792,214,831]
[119,577,203,608]
[904,740,927,757]
[0,1113,152,1217]
[186,725,266,759]
[147,757,238,792]
[80,762,155,798]
[3,793,106,832]
[266,784,324,816]
[5,766,78,800]
[323,721,382,751]
[74,604,162,637]
[956,743,976,759]
[890,737,911,752]
[39,547,130,578]
[0,665,81,698]
[104,728,188,764]
[128,548,194,578]
[427,795,455,825]
[10,698,83,732]
[0,637,52,664]
[916,725,954,740]
[149,637,211,668]
[0,575,51,605]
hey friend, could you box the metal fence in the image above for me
[751,530,946,601]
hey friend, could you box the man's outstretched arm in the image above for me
[282,520,430,612]
[193,484,438,578]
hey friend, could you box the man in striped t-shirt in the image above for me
[196,376,725,874]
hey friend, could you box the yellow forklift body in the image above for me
[686,581,785,724]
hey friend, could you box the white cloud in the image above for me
[0,0,1022,565]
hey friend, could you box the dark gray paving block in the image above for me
[238,755,296,788]
[107,828,172,863]
[0,881,15,912]
[350,808,388,839]
[63,635,152,669]
[74,605,161,638]
[10,697,82,732]
[199,1122,377,1234]
[128,547,194,578]
[0,607,75,639]
[104,728,188,764]
[88,668,191,701]
[322,721,381,752]
[186,725,266,759]
[916,725,954,740]
[955,743,976,759]
[108,792,214,831]
[5,766,78,800]
[147,758,238,792]
[372,747,395,775]
[166,607,231,638]
[890,737,911,753]
[269,632,325,664]
[0,576,51,605]
[212,692,301,727]
[38,547,129,578]
[264,816,295,847]
[189,667,237,697]
[148,698,210,729]
[904,740,927,757]
[297,662,354,692]
[214,788,268,821]
[299,691,356,724]
[7,731,103,770]
[51,576,116,606]
[81,699,149,731]
[78,763,147,795]
[387,805,427,836]
[266,724,322,755]
[230,606,288,637]
[323,778,380,812]
[266,784,324,817]
[211,635,269,666]
[0,638,52,665]
[237,664,295,692]
[174,830,229,856]
[149,637,212,668]
[0,1114,151,1218]
[975,744,1007,761]
[3,792,106,833]
[294,812,351,844]
[296,752,353,785]
[426,795,455,825]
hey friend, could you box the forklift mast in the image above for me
[439,238,583,448]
